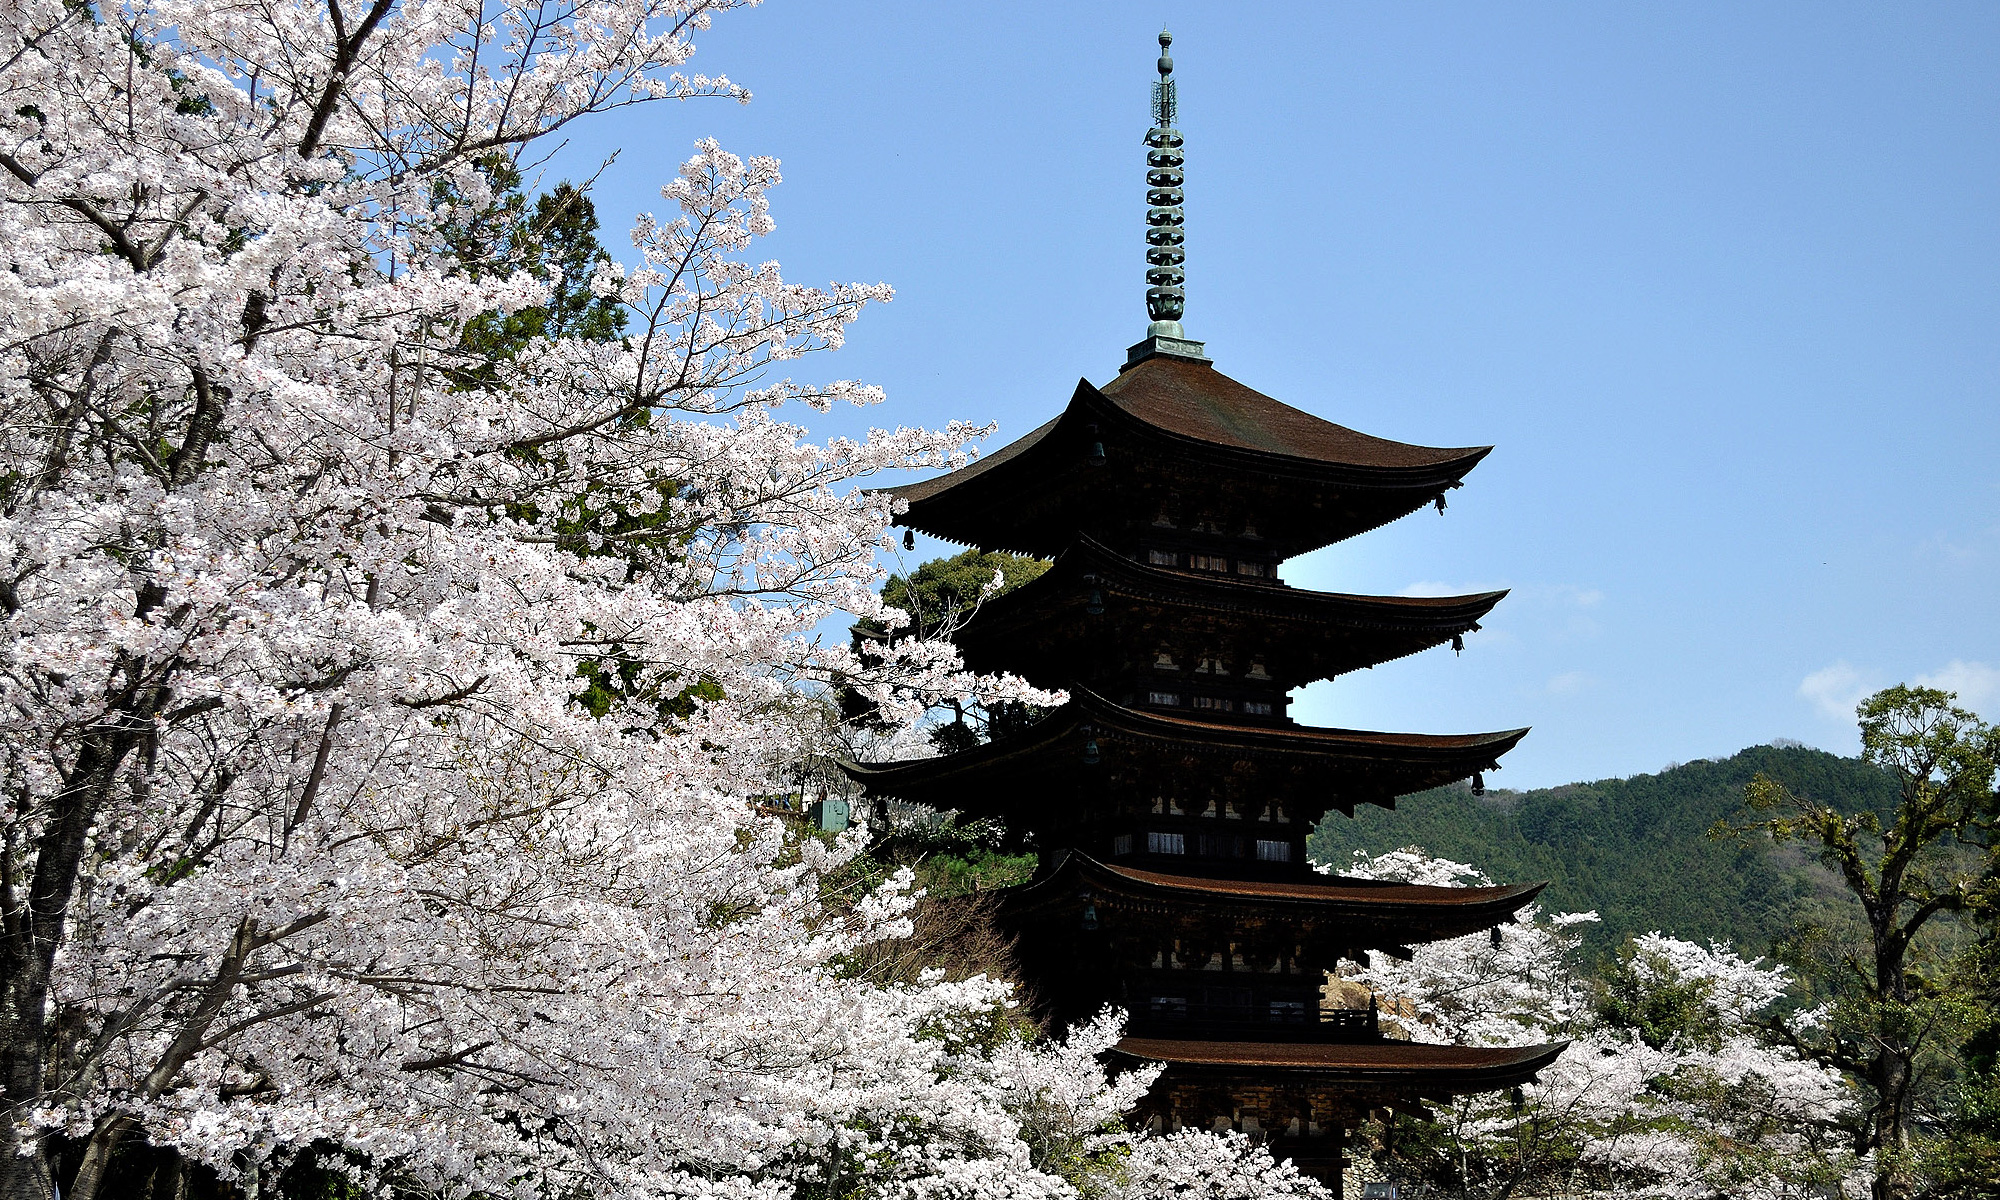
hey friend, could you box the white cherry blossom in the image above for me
[1329,848,1860,1199]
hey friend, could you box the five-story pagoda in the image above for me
[847,31,1565,1188]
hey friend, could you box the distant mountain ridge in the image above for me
[1307,744,1898,959]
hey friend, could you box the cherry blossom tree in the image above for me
[1110,1132,1330,1200]
[0,0,1087,1194]
[1330,849,1860,1199]
[0,1,1352,1197]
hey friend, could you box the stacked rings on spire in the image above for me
[1145,30,1186,325]
[1145,126,1185,322]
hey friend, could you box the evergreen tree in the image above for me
[845,548,1051,748]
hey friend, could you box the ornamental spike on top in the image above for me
[1144,29,1185,329]
[1127,29,1209,368]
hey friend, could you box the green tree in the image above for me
[1721,685,2000,1200]
[861,548,1050,642]
[458,180,628,357]
[846,549,1050,747]
[1594,937,1732,1051]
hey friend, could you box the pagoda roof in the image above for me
[1097,356,1479,469]
[953,535,1506,689]
[841,688,1526,820]
[1113,1037,1567,1091]
[1006,851,1544,944]
[886,357,1490,559]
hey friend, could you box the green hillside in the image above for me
[1308,743,1899,959]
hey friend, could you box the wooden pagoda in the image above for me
[846,31,1565,1189]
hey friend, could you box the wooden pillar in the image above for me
[1330,1123,1345,1200]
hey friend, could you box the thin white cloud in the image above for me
[1397,581,1472,598]
[1544,670,1593,697]
[1800,659,1998,723]
[1918,522,2000,564]
[1518,583,1605,608]
[1799,661,1872,722]
[1914,659,1999,715]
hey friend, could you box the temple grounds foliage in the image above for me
[1319,687,2000,1200]
[1328,848,1861,1200]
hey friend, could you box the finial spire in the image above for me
[1144,29,1185,332]
[1126,27,1210,369]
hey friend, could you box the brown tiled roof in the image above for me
[1114,1037,1566,1074]
[1126,703,1527,753]
[985,533,1508,620]
[891,417,1058,507]
[946,535,1508,690]
[841,688,1527,784]
[889,362,1488,511]
[1098,861,1541,907]
[1098,356,1485,469]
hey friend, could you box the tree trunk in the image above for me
[0,731,139,1200]
[0,687,159,1200]
[67,1112,139,1200]
[1869,1048,1914,1200]
[153,1153,185,1200]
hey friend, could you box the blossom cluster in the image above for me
[1332,849,1861,1199]
[0,2,1327,1198]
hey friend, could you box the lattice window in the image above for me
[1147,548,1178,566]
[1147,831,1186,855]
[1255,839,1292,862]
[1147,690,1181,706]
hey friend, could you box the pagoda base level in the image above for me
[1116,1037,1566,1191]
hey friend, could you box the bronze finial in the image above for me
[1144,28,1186,333]
[1124,29,1209,368]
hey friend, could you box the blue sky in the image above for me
[548,3,2000,788]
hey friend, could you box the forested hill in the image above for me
[1307,743,1898,960]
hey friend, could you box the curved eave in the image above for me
[839,703,1080,789]
[954,535,1506,683]
[1097,691,1528,761]
[839,689,1528,800]
[877,376,1490,556]
[1112,1038,1568,1091]
[1092,360,1489,482]
[888,414,1061,510]
[1005,852,1545,931]
[1097,356,1485,470]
